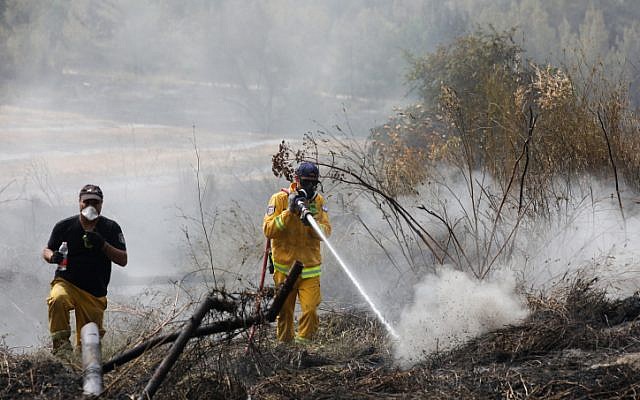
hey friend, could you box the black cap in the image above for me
[295,162,319,181]
[79,184,103,201]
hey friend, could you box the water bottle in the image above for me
[58,241,68,271]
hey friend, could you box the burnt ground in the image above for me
[2,279,640,399]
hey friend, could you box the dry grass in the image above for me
[3,278,640,399]
[0,349,81,400]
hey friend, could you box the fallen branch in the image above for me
[103,262,303,375]
[139,295,220,399]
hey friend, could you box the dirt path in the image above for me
[0,105,281,198]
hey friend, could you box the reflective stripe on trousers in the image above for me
[273,261,321,278]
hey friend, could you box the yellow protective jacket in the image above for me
[263,182,331,278]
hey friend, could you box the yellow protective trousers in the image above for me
[273,271,321,342]
[47,278,107,348]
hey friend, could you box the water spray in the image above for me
[296,194,400,339]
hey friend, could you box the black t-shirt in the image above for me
[47,215,126,297]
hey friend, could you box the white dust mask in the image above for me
[81,206,99,221]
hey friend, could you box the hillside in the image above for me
[2,279,640,399]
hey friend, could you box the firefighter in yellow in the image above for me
[263,161,331,344]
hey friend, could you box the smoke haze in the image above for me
[2,1,640,359]
[393,268,528,368]
[382,175,640,367]
[3,0,455,349]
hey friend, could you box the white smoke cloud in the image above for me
[388,175,640,368]
[513,190,640,298]
[393,268,528,368]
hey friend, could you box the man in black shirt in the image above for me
[42,184,127,354]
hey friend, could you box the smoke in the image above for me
[2,0,639,354]
[393,268,528,368]
[0,107,281,348]
[513,185,640,298]
[1,0,461,348]
[328,171,640,368]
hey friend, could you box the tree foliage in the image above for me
[302,27,640,279]
[381,27,640,206]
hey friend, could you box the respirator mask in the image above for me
[81,206,100,221]
[298,180,319,200]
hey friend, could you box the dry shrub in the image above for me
[369,104,443,196]
[531,64,573,111]
[393,28,640,212]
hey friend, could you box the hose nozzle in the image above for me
[296,189,312,224]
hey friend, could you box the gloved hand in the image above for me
[288,193,306,214]
[300,208,311,226]
[83,231,105,250]
[49,251,64,264]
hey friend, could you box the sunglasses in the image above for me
[82,199,102,205]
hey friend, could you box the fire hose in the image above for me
[245,239,271,351]
[247,187,399,346]
[295,190,400,339]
